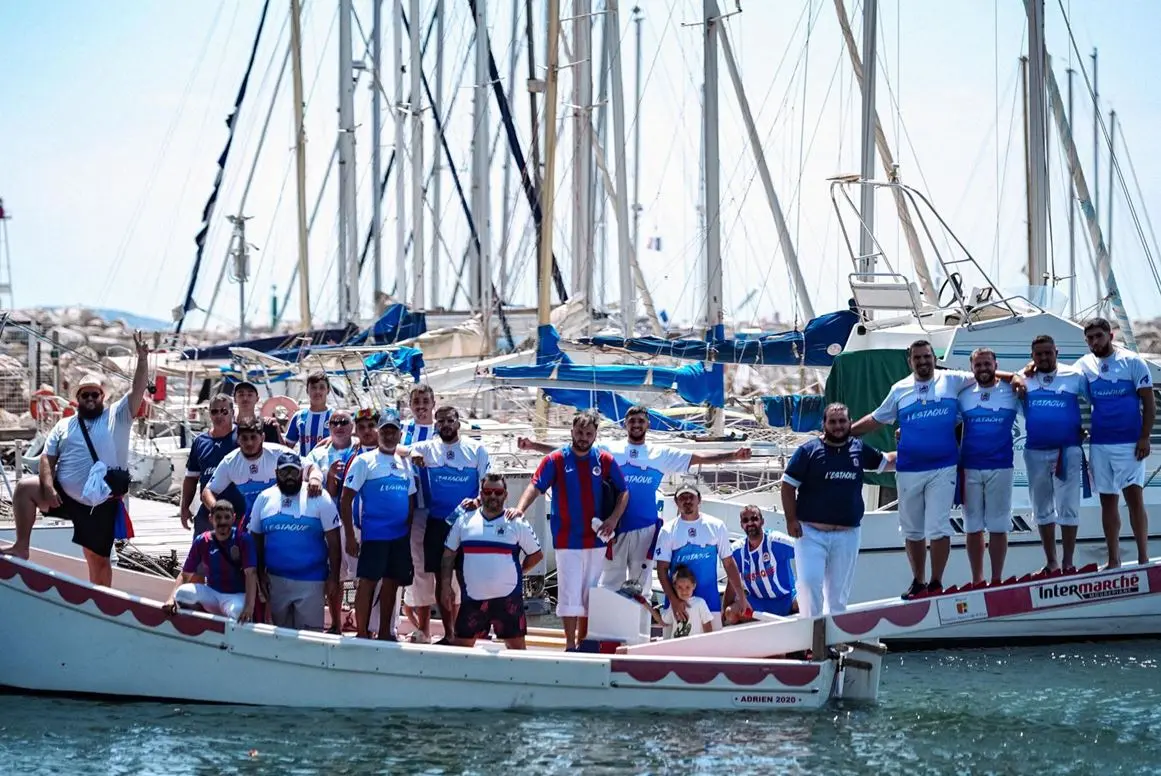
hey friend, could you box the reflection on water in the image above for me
[2,642,1161,775]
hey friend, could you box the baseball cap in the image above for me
[378,408,402,429]
[233,380,259,394]
[75,374,105,398]
[276,451,303,471]
[674,483,701,498]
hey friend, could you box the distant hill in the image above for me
[45,307,171,331]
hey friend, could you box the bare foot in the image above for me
[0,543,30,560]
[1102,561,1122,571]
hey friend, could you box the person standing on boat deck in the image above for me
[341,410,417,639]
[230,380,284,444]
[441,473,544,649]
[654,484,749,630]
[3,332,151,585]
[401,384,439,642]
[181,393,240,536]
[722,506,797,621]
[780,403,894,617]
[1021,335,1089,573]
[517,404,750,594]
[850,339,1025,599]
[164,501,257,623]
[284,371,334,455]
[1074,318,1154,568]
[410,405,489,644]
[203,419,289,529]
[511,410,630,650]
[304,408,357,630]
[958,348,1021,585]
[249,452,342,630]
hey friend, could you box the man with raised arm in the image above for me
[3,332,151,586]
[850,338,1023,598]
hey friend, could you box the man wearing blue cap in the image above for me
[248,450,342,630]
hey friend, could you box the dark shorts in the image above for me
[454,590,527,640]
[45,481,117,557]
[423,518,452,574]
[357,537,413,585]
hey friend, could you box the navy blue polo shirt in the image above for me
[782,437,885,528]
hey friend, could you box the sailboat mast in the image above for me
[394,0,407,305]
[856,0,877,278]
[609,0,635,337]
[372,0,384,301]
[409,0,425,310]
[290,0,312,328]
[631,5,643,263]
[474,0,493,351]
[430,0,444,308]
[703,0,723,436]
[536,0,562,432]
[338,0,360,323]
[1067,67,1076,318]
[572,0,594,321]
[1025,0,1049,288]
[1107,109,1116,263]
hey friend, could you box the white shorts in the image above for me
[173,583,246,620]
[268,575,326,630]
[963,468,1014,534]
[555,547,605,617]
[598,523,661,591]
[1024,447,1082,527]
[1090,443,1145,495]
[404,508,437,608]
[896,466,957,541]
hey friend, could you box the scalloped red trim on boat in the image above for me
[610,659,821,687]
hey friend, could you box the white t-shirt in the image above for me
[444,509,542,601]
[248,485,341,582]
[45,396,132,506]
[654,514,734,613]
[661,595,714,638]
[207,443,290,520]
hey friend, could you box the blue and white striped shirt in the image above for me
[285,408,333,455]
[730,531,796,616]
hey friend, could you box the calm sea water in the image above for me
[2,641,1161,776]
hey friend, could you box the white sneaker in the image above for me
[409,631,431,644]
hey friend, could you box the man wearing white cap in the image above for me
[3,332,152,585]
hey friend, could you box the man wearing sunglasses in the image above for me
[181,393,242,536]
[4,331,151,586]
[723,505,797,622]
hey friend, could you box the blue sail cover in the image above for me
[362,346,425,382]
[345,304,427,346]
[580,309,858,367]
[761,394,825,432]
[493,325,710,432]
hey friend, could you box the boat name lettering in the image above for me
[731,694,798,706]
[1031,572,1146,609]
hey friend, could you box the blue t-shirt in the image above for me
[248,486,341,582]
[285,408,333,455]
[731,531,796,615]
[1076,350,1153,445]
[1023,368,1089,450]
[411,438,489,522]
[602,441,692,533]
[872,370,975,472]
[654,515,734,613]
[783,437,885,528]
[185,428,241,525]
[532,446,627,550]
[958,381,1021,470]
[343,450,416,541]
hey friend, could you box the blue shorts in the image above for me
[748,595,795,617]
[357,537,413,585]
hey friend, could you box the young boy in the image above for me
[285,371,334,455]
[655,565,714,638]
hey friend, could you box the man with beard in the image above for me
[304,408,356,628]
[442,473,543,649]
[230,380,284,444]
[401,384,438,641]
[654,485,749,632]
[851,339,1023,598]
[1074,317,1154,568]
[163,501,257,622]
[248,452,342,630]
[181,393,240,536]
[517,404,750,594]
[203,419,289,529]
[410,405,490,643]
[341,410,416,640]
[1021,335,1089,572]
[958,348,1021,585]
[3,332,151,585]
[783,403,894,617]
[722,505,797,621]
[511,410,629,650]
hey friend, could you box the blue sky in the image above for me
[2,1,1159,333]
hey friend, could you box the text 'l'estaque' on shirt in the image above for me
[1076,349,1154,445]
[186,428,239,524]
[403,421,435,509]
[872,370,975,472]
[958,381,1021,470]
[654,514,733,612]
[343,450,416,541]
[206,443,289,527]
[182,527,256,595]
[1022,368,1089,450]
[532,446,627,550]
[782,437,885,528]
[247,486,341,582]
[602,441,692,533]
[411,438,489,522]
[730,531,796,615]
[445,509,542,601]
[284,408,333,455]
